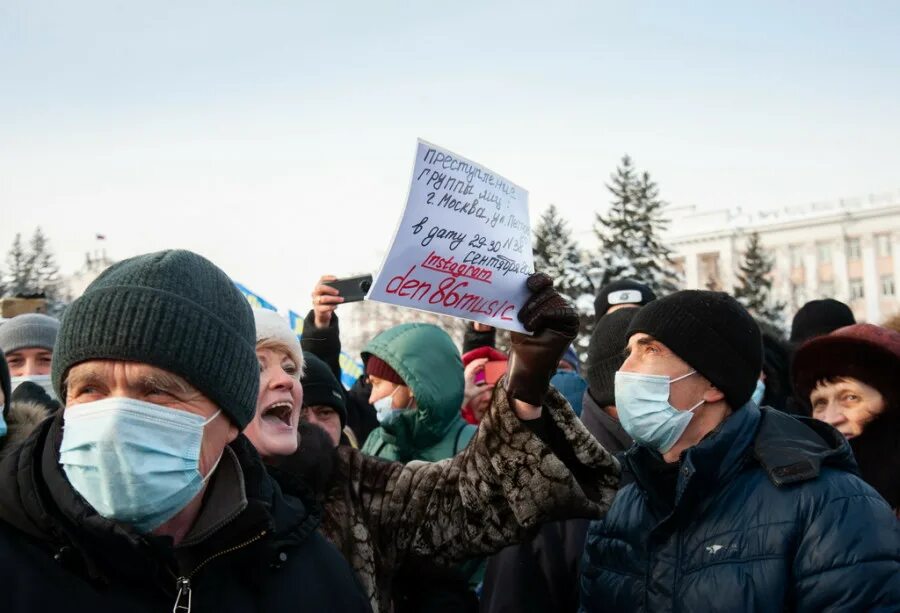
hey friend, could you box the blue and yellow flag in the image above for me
[234,282,277,312]
[339,351,364,390]
[288,310,304,340]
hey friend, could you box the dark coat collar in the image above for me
[624,403,857,524]
[0,412,321,588]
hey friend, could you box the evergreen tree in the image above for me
[30,227,62,301]
[532,204,596,359]
[532,204,592,303]
[593,155,680,295]
[734,231,786,329]
[5,233,36,296]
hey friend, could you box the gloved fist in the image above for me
[505,273,579,407]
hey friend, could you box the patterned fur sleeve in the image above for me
[342,387,621,568]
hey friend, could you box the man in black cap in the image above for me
[580,290,900,612]
[301,352,350,447]
[0,250,370,612]
[789,297,855,345]
[593,279,656,317]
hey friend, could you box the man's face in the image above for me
[810,377,886,440]
[245,347,303,461]
[65,360,238,476]
[620,333,711,411]
[6,347,52,377]
[301,405,341,447]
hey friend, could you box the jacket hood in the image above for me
[0,397,49,462]
[753,406,859,486]
[363,323,465,446]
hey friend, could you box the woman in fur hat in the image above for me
[793,323,900,516]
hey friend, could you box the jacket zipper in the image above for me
[172,530,267,613]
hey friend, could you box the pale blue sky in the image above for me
[2,1,898,311]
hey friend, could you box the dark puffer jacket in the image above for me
[0,414,370,612]
[580,403,900,612]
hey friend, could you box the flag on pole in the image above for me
[339,352,364,390]
[288,310,304,340]
[233,282,277,311]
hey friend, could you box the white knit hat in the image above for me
[252,308,304,377]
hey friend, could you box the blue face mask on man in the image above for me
[11,374,57,400]
[59,397,222,533]
[614,370,705,453]
[751,378,766,407]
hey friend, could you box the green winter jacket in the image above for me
[361,323,475,463]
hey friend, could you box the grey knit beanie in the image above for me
[0,313,60,355]
[53,250,259,429]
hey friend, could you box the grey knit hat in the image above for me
[0,313,60,355]
[53,250,259,429]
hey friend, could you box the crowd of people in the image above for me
[0,249,897,612]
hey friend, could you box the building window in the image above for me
[876,234,892,258]
[816,241,832,263]
[849,279,865,301]
[819,282,835,299]
[846,238,862,260]
[791,283,806,307]
[882,276,896,298]
[789,245,803,268]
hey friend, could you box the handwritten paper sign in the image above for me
[368,139,533,333]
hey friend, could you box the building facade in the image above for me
[666,190,900,323]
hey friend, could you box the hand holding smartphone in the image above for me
[323,274,373,304]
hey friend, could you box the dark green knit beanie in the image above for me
[52,250,259,429]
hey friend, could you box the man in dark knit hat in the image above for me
[301,351,350,447]
[581,290,900,612]
[789,297,855,345]
[593,279,656,317]
[580,307,639,461]
[0,250,370,612]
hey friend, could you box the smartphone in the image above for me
[483,361,507,385]
[324,274,373,303]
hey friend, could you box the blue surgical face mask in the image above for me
[751,378,766,407]
[614,370,705,453]
[11,374,57,400]
[60,397,222,533]
[0,404,6,438]
[374,385,412,424]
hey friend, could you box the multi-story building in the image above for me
[666,190,900,323]
[63,250,116,301]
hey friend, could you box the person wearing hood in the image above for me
[361,323,476,462]
[580,290,900,611]
[0,313,60,402]
[243,275,621,613]
[0,250,370,612]
[792,323,900,516]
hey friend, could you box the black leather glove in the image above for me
[505,273,579,406]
